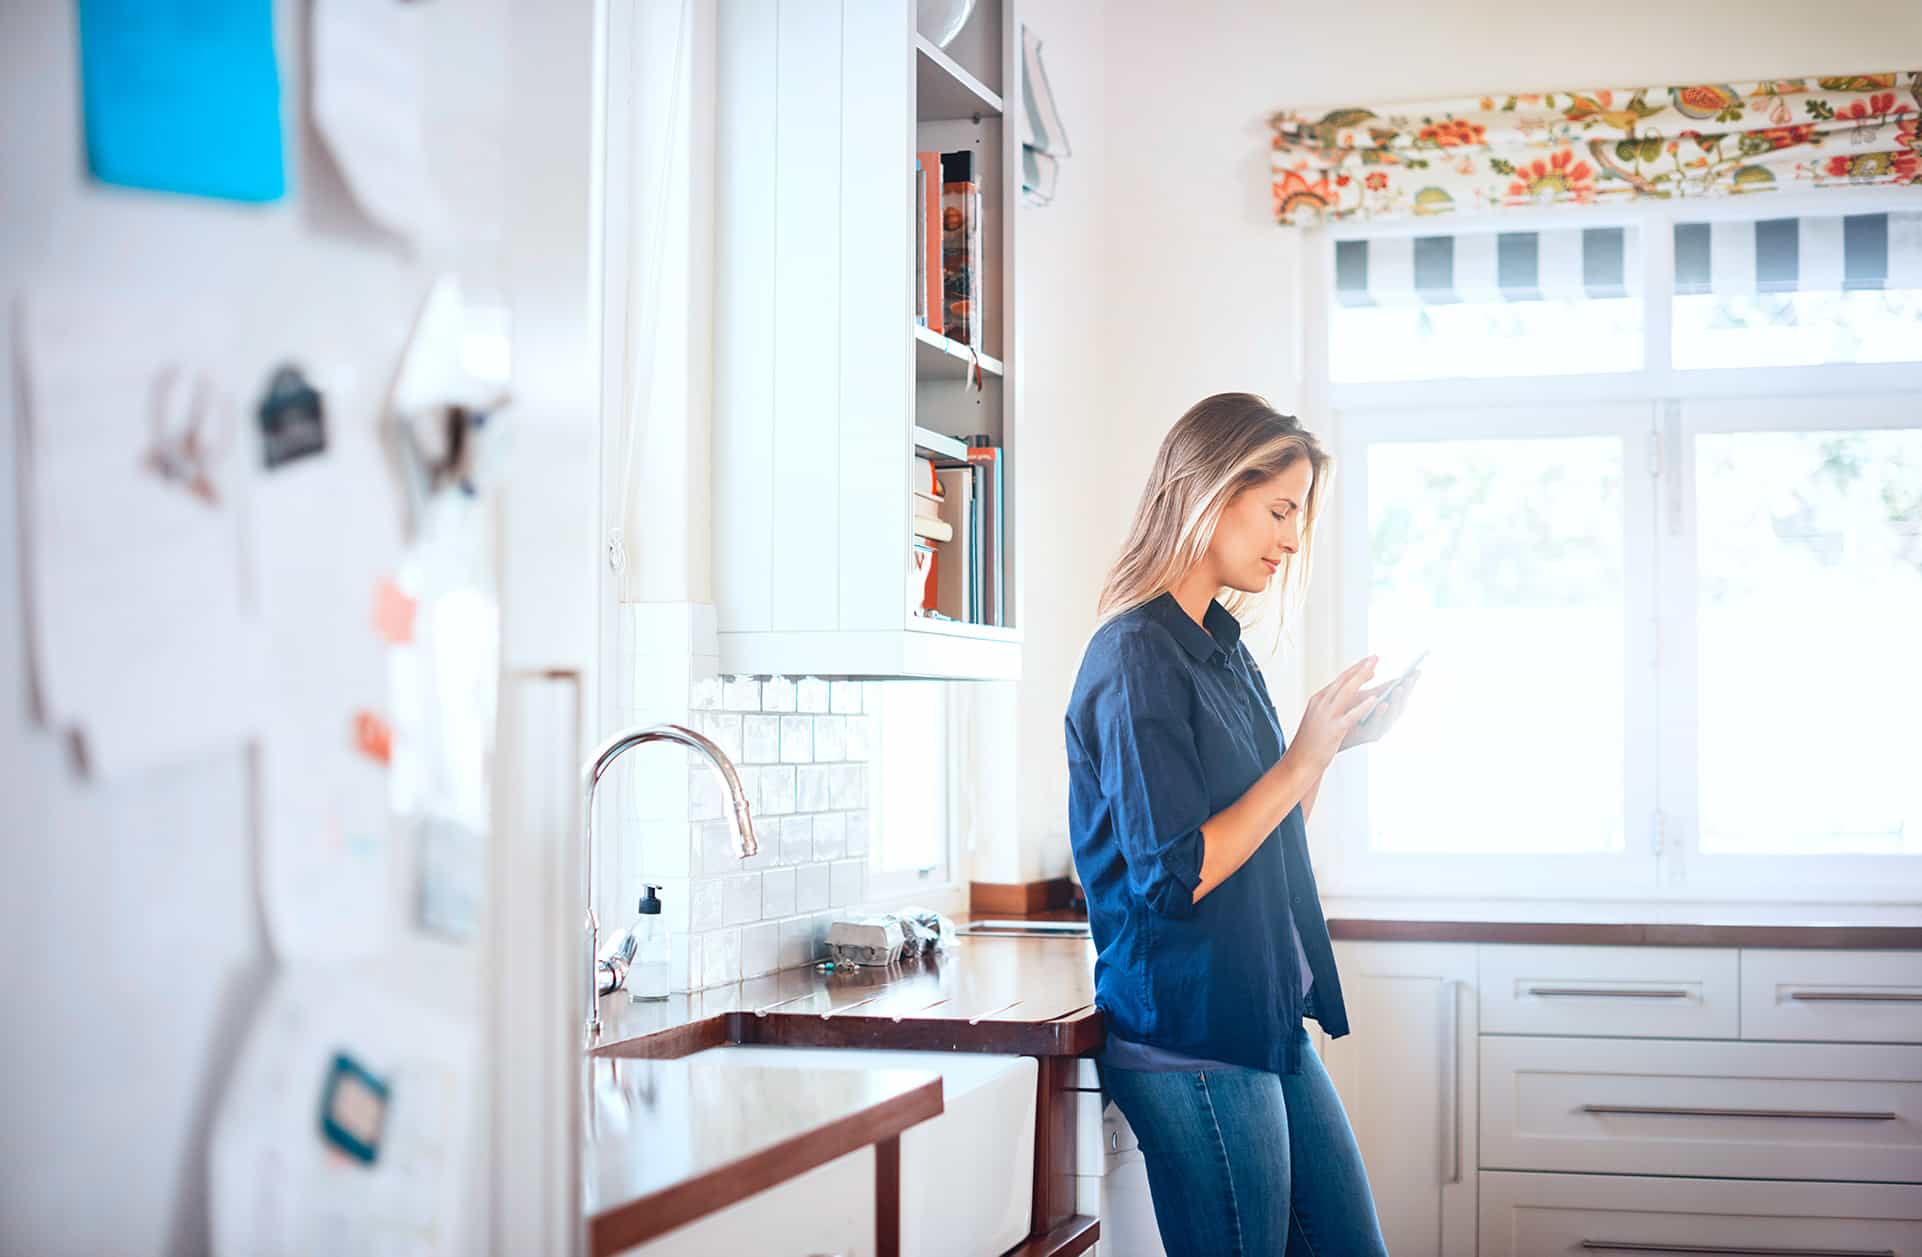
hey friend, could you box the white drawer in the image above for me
[1480,1170,1922,1257]
[1073,1090,1139,1164]
[1744,949,1922,1044]
[1481,1036,1922,1183]
[1479,944,1739,1038]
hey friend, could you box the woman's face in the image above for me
[1207,462,1313,595]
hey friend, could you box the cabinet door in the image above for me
[1480,1170,1922,1257]
[1321,942,1477,1257]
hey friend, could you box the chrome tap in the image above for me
[581,723,757,1046]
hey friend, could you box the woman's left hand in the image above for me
[1340,672,1420,751]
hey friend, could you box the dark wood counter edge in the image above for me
[1329,918,1922,949]
[1004,1215,1099,1257]
[593,1006,1106,1062]
[586,1075,943,1257]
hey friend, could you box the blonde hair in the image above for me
[1097,392,1330,630]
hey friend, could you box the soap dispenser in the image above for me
[629,884,670,1001]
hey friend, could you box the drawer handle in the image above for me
[1581,1104,1898,1121]
[1581,1241,1894,1256]
[1528,986,1689,998]
[1789,990,1922,1003]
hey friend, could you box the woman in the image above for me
[1065,393,1415,1256]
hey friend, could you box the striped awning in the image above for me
[1335,227,1640,306]
[1674,211,1922,296]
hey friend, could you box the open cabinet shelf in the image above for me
[714,0,1020,681]
[915,324,1005,380]
[914,34,1004,120]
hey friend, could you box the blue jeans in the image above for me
[1098,1026,1390,1257]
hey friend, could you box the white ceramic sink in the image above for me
[693,1046,1037,1257]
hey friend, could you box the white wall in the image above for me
[977,0,1112,884]
[996,0,1922,883]
[0,3,520,1252]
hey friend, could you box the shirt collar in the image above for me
[1145,591,1242,662]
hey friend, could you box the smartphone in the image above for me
[1363,649,1428,723]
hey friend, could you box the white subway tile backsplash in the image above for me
[688,765,723,821]
[795,765,833,813]
[701,928,741,988]
[778,917,815,969]
[761,867,797,919]
[830,859,865,908]
[690,877,725,931]
[796,863,831,913]
[759,766,796,815]
[618,653,898,994]
[812,812,846,861]
[703,712,743,762]
[779,715,813,764]
[830,764,866,810]
[742,923,778,979]
[778,815,814,866]
[741,714,780,763]
[698,820,740,875]
[722,677,761,710]
[813,715,846,761]
[723,872,763,926]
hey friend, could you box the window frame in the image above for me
[1306,188,1922,905]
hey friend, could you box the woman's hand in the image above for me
[1340,670,1421,752]
[1286,656,1380,774]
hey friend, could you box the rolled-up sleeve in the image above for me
[1085,636,1209,919]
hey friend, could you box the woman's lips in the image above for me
[1261,558,1279,573]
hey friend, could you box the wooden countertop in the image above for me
[593,935,1102,1062]
[1322,898,1922,949]
[585,1053,942,1254]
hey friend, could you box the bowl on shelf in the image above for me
[916,0,976,49]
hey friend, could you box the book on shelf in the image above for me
[940,150,984,349]
[916,149,943,338]
[963,437,1003,627]
[913,155,928,328]
[933,464,976,623]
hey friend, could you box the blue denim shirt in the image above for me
[1065,593,1349,1076]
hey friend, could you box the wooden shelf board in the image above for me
[915,35,1003,120]
[915,324,1005,380]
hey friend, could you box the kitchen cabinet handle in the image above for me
[1437,978,1460,1185]
[1580,1241,1893,1256]
[1527,986,1689,998]
[1580,1104,1897,1121]
[1789,990,1922,1003]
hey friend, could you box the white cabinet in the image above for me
[1320,941,1478,1257]
[1477,942,1922,1257]
[1477,943,1739,1038]
[1481,1036,1922,1183]
[712,0,1023,680]
[1479,1170,1922,1257]
[1742,949,1922,1044]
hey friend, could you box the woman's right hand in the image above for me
[1287,656,1380,773]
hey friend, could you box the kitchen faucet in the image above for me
[581,723,758,1046]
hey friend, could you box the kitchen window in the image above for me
[1313,195,1922,902]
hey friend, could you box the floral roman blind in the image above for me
[1270,73,1921,225]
